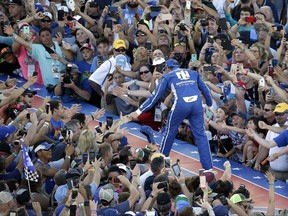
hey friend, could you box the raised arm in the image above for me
[4,25,32,52]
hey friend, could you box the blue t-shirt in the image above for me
[96,200,130,215]
[75,61,92,73]
[0,169,21,181]
[274,130,288,147]
[90,56,109,73]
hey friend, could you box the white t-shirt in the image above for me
[267,122,288,172]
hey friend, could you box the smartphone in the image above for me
[67,178,74,190]
[272,58,278,67]
[97,55,103,62]
[95,125,102,134]
[9,212,17,216]
[71,190,78,199]
[145,42,152,50]
[26,113,30,120]
[245,16,256,23]
[203,66,215,72]
[218,18,228,30]
[99,121,103,127]
[259,77,266,87]
[45,103,50,114]
[130,159,137,170]
[186,0,191,9]
[150,6,161,12]
[23,26,30,35]
[58,10,65,21]
[106,116,113,128]
[221,38,232,50]
[106,20,113,29]
[268,66,274,78]
[191,54,197,62]
[89,151,95,163]
[82,153,88,164]
[269,87,275,95]
[32,71,38,76]
[219,195,228,205]
[230,63,238,71]
[172,163,181,177]
[70,205,77,216]
[285,33,288,40]
[200,175,206,188]
[164,157,171,168]
[207,36,214,43]
[157,181,168,190]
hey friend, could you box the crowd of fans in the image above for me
[0,0,287,215]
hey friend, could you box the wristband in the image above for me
[38,108,43,113]
[269,183,274,187]
[149,194,154,198]
[180,183,185,187]
[200,51,206,55]
[65,155,71,160]
[79,203,84,207]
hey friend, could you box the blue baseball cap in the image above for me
[35,3,44,12]
[166,59,180,70]
[213,204,229,216]
[0,125,16,141]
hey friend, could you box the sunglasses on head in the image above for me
[115,48,126,52]
[136,32,146,37]
[41,19,51,23]
[274,112,287,116]
[139,70,150,75]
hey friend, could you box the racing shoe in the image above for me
[140,125,156,144]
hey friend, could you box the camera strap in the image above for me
[42,43,56,54]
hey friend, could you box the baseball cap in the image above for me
[18,22,29,30]
[16,188,30,205]
[166,59,180,70]
[58,6,69,13]
[80,43,95,52]
[35,3,44,12]
[66,167,83,179]
[230,193,252,204]
[1,47,13,58]
[152,57,165,66]
[99,184,114,203]
[0,125,17,141]
[66,64,80,73]
[34,142,54,153]
[43,12,52,20]
[6,0,22,6]
[231,111,246,120]
[201,170,217,183]
[274,103,288,113]
[115,54,127,68]
[113,39,126,49]
[0,191,13,205]
[175,195,190,214]
[213,204,229,216]
[150,152,165,161]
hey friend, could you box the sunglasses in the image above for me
[274,112,287,116]
[115,48,126,52]
[24,94,34,98]
[139,70,150,75]
[264,108,273,112]
[136,32,146,37]
[41,19,52,23]
[158,29,167,34]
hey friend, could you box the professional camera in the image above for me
[173,52,182,61]
[179,23,187,31]
[62,63,73,84]
[200,19,209,26]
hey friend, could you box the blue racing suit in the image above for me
[136,69,213,169]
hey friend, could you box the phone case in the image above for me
[200,176,206,188]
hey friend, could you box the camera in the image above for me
[179,23,187,31]
[62,64,73,84]
[200,19,209,26]
[174,52,182,61]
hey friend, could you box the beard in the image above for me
[127,2,138,8]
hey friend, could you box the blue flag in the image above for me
[22,143,39,182]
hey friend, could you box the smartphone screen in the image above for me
[203,66,215,72]
[221,38,232,50]
[172,163,181,177]
[207,36,214,44]
[106,116,113,128]
[106,20,113,29]
[67,178,73,190]
[130,159,137,170]
[145,42,152,50]
[82,153,88,164]
[219,18,228,30]
[89,151,95,163]
[200,175,206,188]
[95,125,102,134]
[45,103,50,114]
[150,6,161,12]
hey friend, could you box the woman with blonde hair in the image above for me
[78,130,99,154]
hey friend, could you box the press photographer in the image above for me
[54,63,93,102]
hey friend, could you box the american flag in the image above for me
[22,143,39,182]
